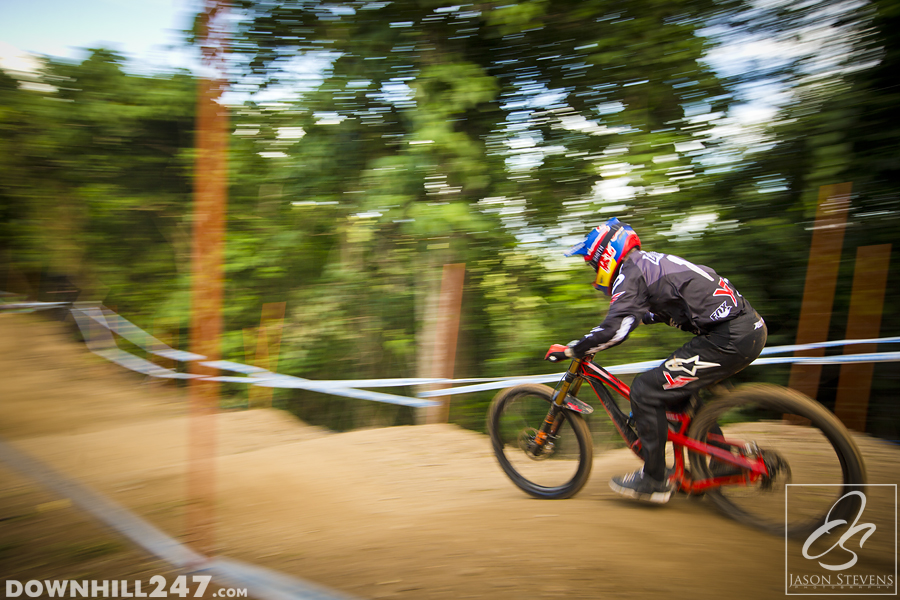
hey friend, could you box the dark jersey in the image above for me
[571,250,751,357]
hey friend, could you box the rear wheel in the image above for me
[687,384,866,538]
[488,384,593,499]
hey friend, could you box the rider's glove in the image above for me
[544,344,575,363]
[642,311,660,325]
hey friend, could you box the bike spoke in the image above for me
[488,384,593,499]
[688,385,865,538]
[499,396,580,488]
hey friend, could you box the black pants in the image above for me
[629,311,768,480]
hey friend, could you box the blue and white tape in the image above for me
[25,302,900,406]
[70,307,201,380]
[79,305,206,363]
[759,336,900,356]
[418,350,900,398]
[70,305,440,408]
[0,300,71,312]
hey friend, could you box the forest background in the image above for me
[1,0,897,439]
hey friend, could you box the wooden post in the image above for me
[833,244,891,431]
[420,263,465,424]
[787,183,851,402]
[243,302,286,408]
[188,0,228,555]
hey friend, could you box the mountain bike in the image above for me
[487,352,867,538]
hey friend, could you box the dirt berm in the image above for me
[1,313,897,599]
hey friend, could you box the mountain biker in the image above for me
[545,217,767,504]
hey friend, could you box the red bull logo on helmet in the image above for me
[566,217,640,295]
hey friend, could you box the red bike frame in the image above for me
[546,356,770,494]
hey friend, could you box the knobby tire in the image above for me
[488,384,593,499]
[687,384,866,539]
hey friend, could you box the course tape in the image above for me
[71,307,201,380]
[70,305,440,409]
[417,350,900,398]
[9,299,897,405]
[0,301,71,312]
[79,305,206,363]
[0,437,359,600]
[758,336,900,356]
[251,373,442,409]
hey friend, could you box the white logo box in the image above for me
[786,484,897,596]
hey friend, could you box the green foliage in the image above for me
[0,51,195,317]
[2,0,897,437]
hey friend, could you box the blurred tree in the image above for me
[223,0,752,429]
[5,0,895,436]
[0,51,196,314]
[697,0,900,435]
[230,0,743,230]
[698,0,899,337]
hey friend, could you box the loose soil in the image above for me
[1,313,897,600]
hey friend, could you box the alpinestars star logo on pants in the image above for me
[664,355,720,376]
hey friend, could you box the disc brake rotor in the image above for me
[518,428,555,460]
[758,448,792,490]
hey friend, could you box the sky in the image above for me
[0,0,198,74]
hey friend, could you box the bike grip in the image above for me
[544,344,569,362]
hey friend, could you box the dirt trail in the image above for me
[1,313,897,600]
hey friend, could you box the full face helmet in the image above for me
[565,217,641,294]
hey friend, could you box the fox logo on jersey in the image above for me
[710,301,732,321]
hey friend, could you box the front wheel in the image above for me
[488,384,593,499]
[687,384,867,538]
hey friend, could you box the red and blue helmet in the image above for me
[565,217,641,295]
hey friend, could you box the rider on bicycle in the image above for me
[546,217,767,504]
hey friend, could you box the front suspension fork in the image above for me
[532,358,584,450]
